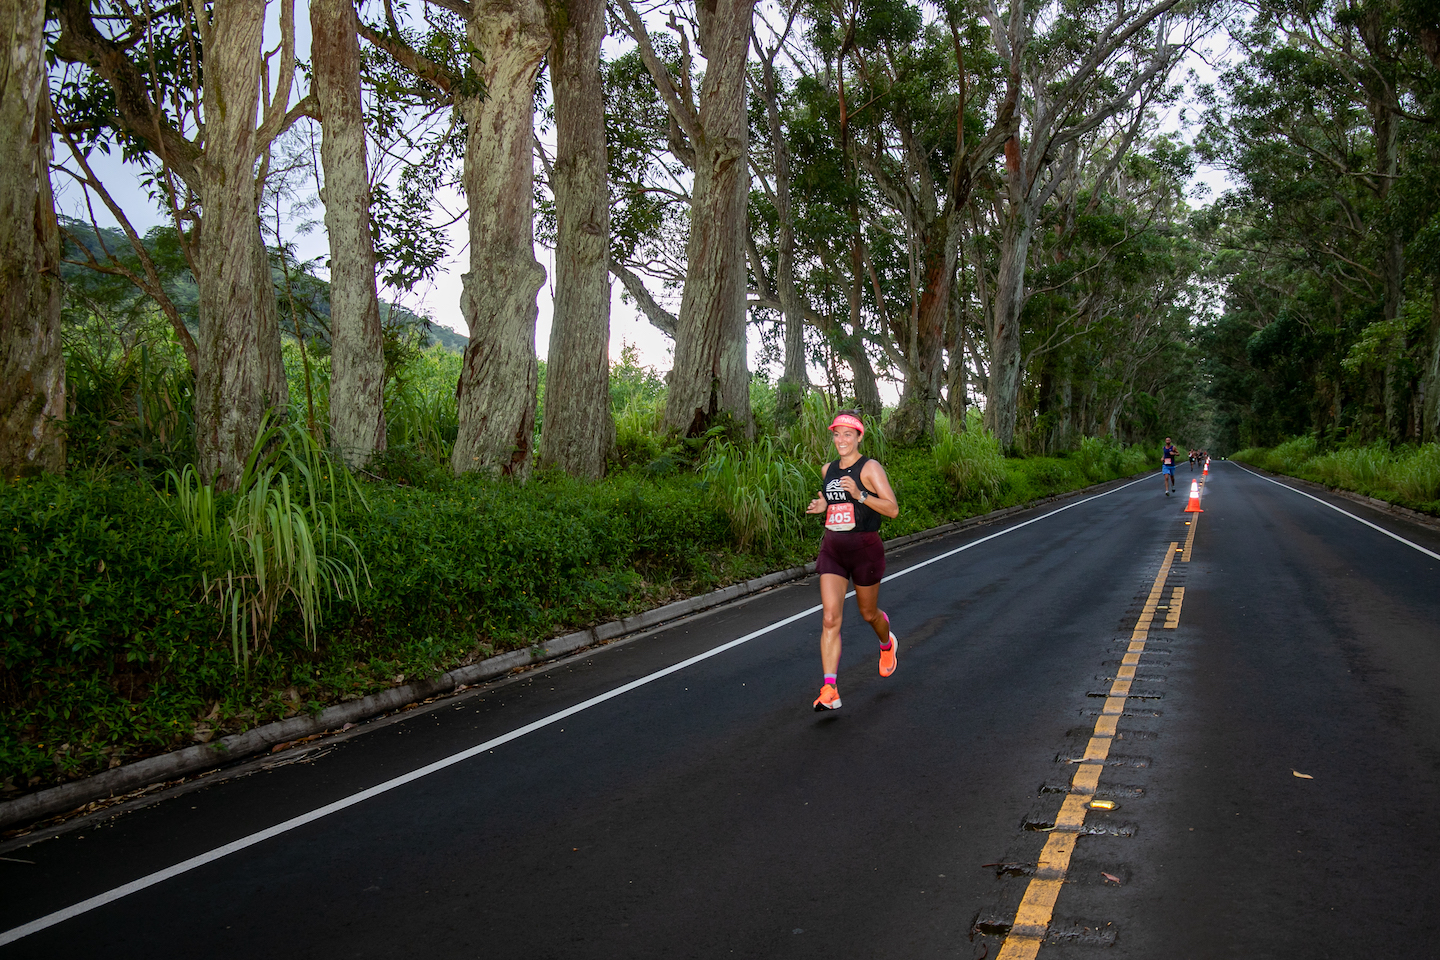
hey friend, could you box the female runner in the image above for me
[804,411,900,711]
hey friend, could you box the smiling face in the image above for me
[831,426,861,457]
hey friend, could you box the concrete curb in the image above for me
[0,471,1145,832]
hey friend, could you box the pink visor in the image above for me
[829,413,865,436]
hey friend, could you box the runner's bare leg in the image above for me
[820,573,849,676]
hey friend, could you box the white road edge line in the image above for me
[1230,462,1440,562]
[0,475,1149,946]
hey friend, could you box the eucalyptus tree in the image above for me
[615,0,756,437]
[982,0,1203,450]
[747,57,884,415]
[1014,127,1200,449]
[1202,0,1440,442]
[442,0,552,476]
[0,0,64,477]
[807,0,1022,443]
[538,0,614,479]
[52,0,314,488]
[750,10,809,427]
[313,0,386,467]
[1198,0,1440,443]
[601,46,686,338]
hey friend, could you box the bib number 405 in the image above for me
[825,501,856,531]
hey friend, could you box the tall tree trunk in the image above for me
[0,0,64,477]
[662,0,755,437]
[312,0,385,468]
[887,214,958,443]
[52,0,307,489]
[1422,280,1440,442]
[945,265,969,426]
[195,1,288,488]
[452,0,550,476]
[758,48,806,427]
[539,0,612,479]
[986,188,1036,450]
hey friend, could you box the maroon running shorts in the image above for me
[816,531,886,586]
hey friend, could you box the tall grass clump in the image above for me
[1393,444,1440,502]
[64,315,195,473]
[933,409,1005,501]
[1307,442,1392,491]
[702,436,812,551]
[168,417,370,672]
[782,393,888,464]
[1075,435,1124,481]
[1262,435,1318,473]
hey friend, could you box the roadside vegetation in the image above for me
[1,332,1152,798]
[1231,438,1440,515]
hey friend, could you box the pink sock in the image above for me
[824,674,837,687]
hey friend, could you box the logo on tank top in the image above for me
[824,478,855,531]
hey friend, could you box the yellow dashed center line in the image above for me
[1164,587,1184,628]
[995,541,1180,960]
[1182,513,1199,562]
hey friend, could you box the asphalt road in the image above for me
[2,462,1438,959]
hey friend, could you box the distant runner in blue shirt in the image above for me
[1162,437,1177,496]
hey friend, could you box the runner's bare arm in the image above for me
[856,460,899,519]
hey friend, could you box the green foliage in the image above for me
[933,410,1005,501]
[167,419,369,672]
[383,344,462,473]
[701,437,813,552]
[63,311,195,475]
[1074,435,1151,481]
[610,345,671,470]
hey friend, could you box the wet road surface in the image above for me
[2,462,1438,959]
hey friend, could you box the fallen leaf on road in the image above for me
[1102,872,1122,884]
[1292,770,1314,779]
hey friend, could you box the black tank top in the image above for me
[822,456,882,533]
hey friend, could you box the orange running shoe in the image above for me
[813,684,841,711]
[879,637,898,677]
[879,612,899,677]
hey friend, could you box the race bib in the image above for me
[825,501,856,531]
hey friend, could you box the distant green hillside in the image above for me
[421,320,468,353]
[58,217,464,352]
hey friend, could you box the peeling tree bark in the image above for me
[887,212,961,443]
[193,2,289,487]
[54,0,304,489]
[0,0,64,477]
[538,0,612,479]
[616,0,755,437]
[665,0,754,437]
[312,0,386,467]
[452,0,550,477]
[985,169,1037,449]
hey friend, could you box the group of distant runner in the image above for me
[1161,438,1210,495]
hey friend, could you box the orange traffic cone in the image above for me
[1203,458,1209,477]
[1184,479,1203,513]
